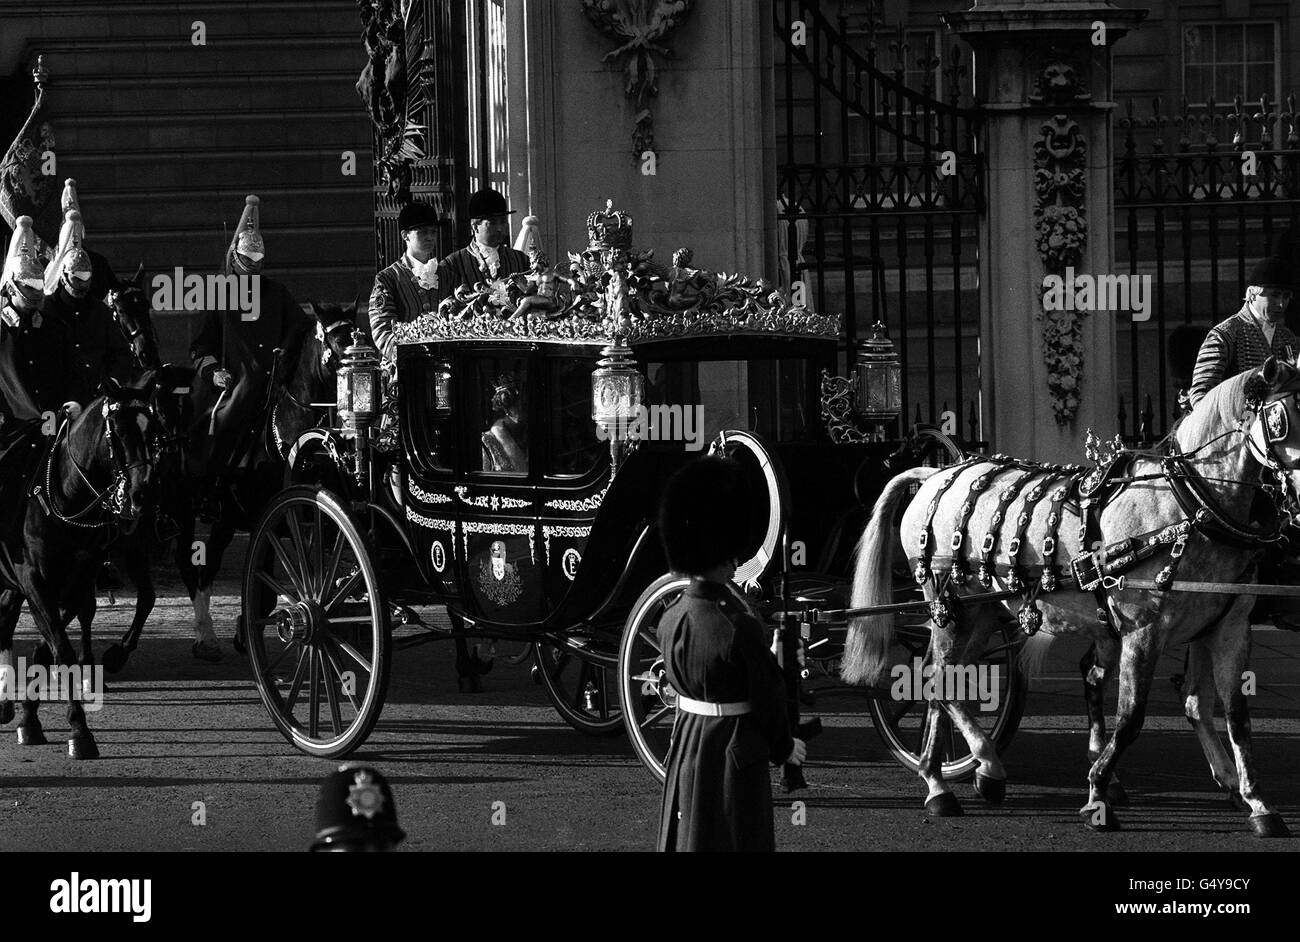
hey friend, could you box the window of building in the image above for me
[1182,22,1279,109]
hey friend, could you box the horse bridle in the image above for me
[108,287,158,366]
[40,400,158,528]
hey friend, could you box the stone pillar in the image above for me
[944,1,1147,464]
[519,0,777,278]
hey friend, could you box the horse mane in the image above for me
[1175,370,1255,452]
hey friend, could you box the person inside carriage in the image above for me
[1189,253,1300,631]
[190,195,309,518]
[481,375,527,473]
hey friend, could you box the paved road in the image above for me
[1,550,1297,852]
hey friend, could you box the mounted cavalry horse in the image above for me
[0,378,160,757]
[843,360,1298,837]
[179,302,357,660]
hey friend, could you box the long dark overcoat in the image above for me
[656,579,794,853]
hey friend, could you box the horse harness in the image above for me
[31,400,155,529]
[911,409,1295,638]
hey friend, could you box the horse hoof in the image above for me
[1250,813,1290,839]
[924,792,964,818]
[530,665,542,685]
[232,620,247,656]
[974,772,1006,805]
[1106,782,1130,807]
[457,673,483,694]
[68,734,99,760]
[0,701,13,725]
[192,640,222,663]
[17,723,47,746]
[101,645,127,674]
[1080,800,1120,832]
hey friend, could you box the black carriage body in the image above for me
[388,333,889,636]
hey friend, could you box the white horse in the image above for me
[843,361,1298,837]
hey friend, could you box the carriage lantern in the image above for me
[592,340,644,473]
[855,321,902,437]
[337,329,381,431]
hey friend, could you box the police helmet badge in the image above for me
[345,769,386,820]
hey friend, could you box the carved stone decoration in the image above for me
[1033,111,1089,426]
[357,0,432,199]
[579,0,697,162]
[1028,59,1092,107]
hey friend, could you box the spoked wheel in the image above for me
[618,574,691,782]
[865,616,1026,781]
[534,637,624,736]
[242,486,391,758]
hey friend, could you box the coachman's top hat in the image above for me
[467,188,515,219]
[397,201,440,233]
[310,765,405,851]
[1248,256,1293,291]
[659,455,753,576]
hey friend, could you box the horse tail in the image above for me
[1019,631,1055,679]
[841,466,940,685]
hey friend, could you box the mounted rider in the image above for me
[190,195,308,506]
[41,208,134,409]
[0,214,68,425]
[1189,253,1300,631]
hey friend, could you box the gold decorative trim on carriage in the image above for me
[389,199,842,347]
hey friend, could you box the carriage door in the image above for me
[457,348,544,624]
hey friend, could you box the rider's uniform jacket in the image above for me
[1189,304,1300,407]
[42,286,134,406]
[656,579,794,853]
[368,252,443,369]
[189,274,306,382]
[0,299,71,422]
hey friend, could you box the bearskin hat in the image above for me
[658,455,753,576]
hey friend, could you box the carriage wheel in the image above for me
[618,574,692,782]
[534,638,624,737]
[865,618,1027,781]
[242,486,391,758]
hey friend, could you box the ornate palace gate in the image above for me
[1115,95,1300,443]
[774,0,984,436]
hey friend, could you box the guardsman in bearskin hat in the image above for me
[0,214,69,423]
[655,456,806,852]
[1189,251,1300,631]
[189,195,309,503]
[40,209,134,408]
[310,765,405,852]
[436,188,531,301]
[368,199,443,370]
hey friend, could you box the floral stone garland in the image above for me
[1033,114,1089,425]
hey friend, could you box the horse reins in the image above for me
[36,402,155,529]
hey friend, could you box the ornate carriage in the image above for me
[240,202,1025,776]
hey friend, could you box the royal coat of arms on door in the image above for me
[477,540,522,606]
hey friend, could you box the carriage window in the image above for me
[547,358,603,477]
[645,358,812,444]
[405,358,456,474]
[472,357,529,475]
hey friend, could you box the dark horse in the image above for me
[178,302,357,661]
[0,379,159,757]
